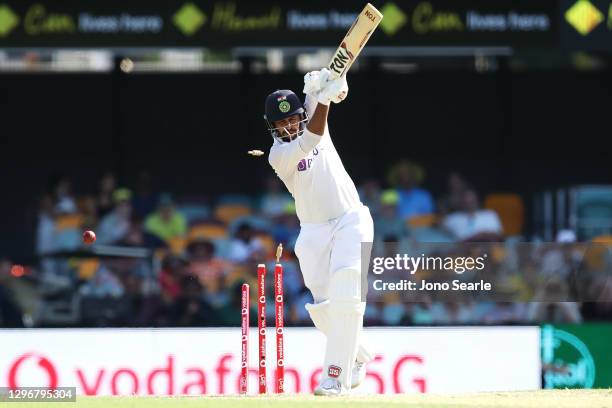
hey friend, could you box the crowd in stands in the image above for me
[0,161,610,328]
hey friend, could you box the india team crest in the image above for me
[278,101,291,113]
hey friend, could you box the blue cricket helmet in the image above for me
[264,90,308,143]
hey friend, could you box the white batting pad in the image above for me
[305,300,373,364]
[322,268,366,390]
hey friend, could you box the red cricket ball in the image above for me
[83,230,96,245]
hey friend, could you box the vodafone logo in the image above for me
[0,328,536,395]
[8,352,58,390]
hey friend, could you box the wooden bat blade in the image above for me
[328,3,383,79]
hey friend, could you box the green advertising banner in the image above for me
[541,324,612,389]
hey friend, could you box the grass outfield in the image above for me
[9,390,612,408]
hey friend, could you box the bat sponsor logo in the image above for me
[329,42,354,75]
[365,10,377,22]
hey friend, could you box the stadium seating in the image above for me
[571,186,612,239]
[188,221,228,241]
[484,193,524,236]
[213,204,253,224]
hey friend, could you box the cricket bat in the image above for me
[327,3,383,79]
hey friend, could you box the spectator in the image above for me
[442,190,503,241]
[159,255,189,305]
[260,177,293,218]
[187,239,229,288]
[53,175,76,210]
[445,302,478,325]
[52,198,81,251]
[36,195,55,255]
[410,301,450,325]
[168,277,214,326]
[97,188,133,245]
[271,202,300,250]
[79,264,125,298]
[538,230,580,280]
[227,223,265,263]
[374,190,410,241]
[526,301,582,323]
[381,292,406,325]
[97,172,117,218]
[526,278,582,323]
[484,302,526,324]
[203,282,246,327]
[387,160,435,221]
[144,193,187,243]
[122,215,146,246]
[358,178,382,218]
[439,172,470,216]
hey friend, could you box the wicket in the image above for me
[240,244,285,395]
[240,283,249,395]
[257,263,267,394]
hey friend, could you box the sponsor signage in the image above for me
[561,0,612,50]
[0,327,540,395]
[542,324,612,389]
[0,1,558,48]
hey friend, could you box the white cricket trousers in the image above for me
[294,205,374,302]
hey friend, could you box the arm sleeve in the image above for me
[304,93,318,118]
[268,129,320,176]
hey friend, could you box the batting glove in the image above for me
[317,71,349,105]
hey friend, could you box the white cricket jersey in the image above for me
[268,95,362,224]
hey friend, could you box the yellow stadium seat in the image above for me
[188,224,228,241]
[77,259,100,280]
[407,214,437,228]
[55,214,84,231]
[484,193,524,236]
[168,236,187,254]
[214,204,252,224]
[592,235,612,245]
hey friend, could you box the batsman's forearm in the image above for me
[306,103,329,136]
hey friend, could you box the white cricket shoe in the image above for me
[351,361,367,389]
[314,378,342,396]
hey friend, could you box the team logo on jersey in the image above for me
[328,365,342,378]
[278,101,291,113]
[297,149,319,172]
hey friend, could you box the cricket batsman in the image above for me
[264,69,374,395]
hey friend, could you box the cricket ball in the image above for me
[83,230,96,245]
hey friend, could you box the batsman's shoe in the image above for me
[314,378,343,396]
[351,361,366,389]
